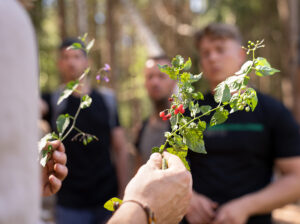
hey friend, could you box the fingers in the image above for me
[162,151,185,170]
[49,174,62,195]
[54,163,68,181]
[52,149,67,165]
[146,153,162,169]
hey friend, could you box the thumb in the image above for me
[146,153,162,169]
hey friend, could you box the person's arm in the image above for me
[107,152,192,224]
[111,127,129,197]
[107,201,147,224]
[212,157,300,224]
[42,140,68,197]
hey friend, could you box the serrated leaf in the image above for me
[56,114,70,135]
[183,57,192,70]
[245,88,258,111]
[214,82,231,103]
[57,80,79,105]
[80,95,92,109]
[210,107,229,126]
[200,105,212,114]
[180,72,191,83]
[86,39,95,53]
[104,197,123,212]
[67,42,83,50]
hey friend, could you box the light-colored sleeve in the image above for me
[0,1,40,223]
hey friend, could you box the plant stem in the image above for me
[160,106,220,152]
[61,102,82,141]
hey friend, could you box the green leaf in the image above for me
[189,101,200,117]
[245,88,258,111]
[200,105,212,114]
[57,80,79,105]
[152,146,160,153]
[192,92,204,100]
[225,75,246,92]
[38,133,52,152]
[166,147,190,171]
[190,73,202,83]
[56,114,70,135]
[104,197,123,212]
[198,120,206,132]
[180,72,191,83]
[80,95,92,109]
[210,107,229,126]
[183,57,192,70]
[86,39,95,53]
[40,145,53,167]
[182,129,206,154]
[158,64,177,80]
[172,55,184,68]
[254,57,280,77]
[235,60,253,75]
[67,42,83,50]
[214,82,231,103]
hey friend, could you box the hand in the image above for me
[42,140,68,197]
[123,152,192,224]
[212,199,250,224]
[185,192,218,224]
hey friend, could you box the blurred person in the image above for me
[184,23,300,224]
[108,152,192,224]
[42,38,128,224]
[0,0,67,223]
[135,56,176,166]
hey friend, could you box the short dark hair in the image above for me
[59,37,86,55]
[194,23,243,48]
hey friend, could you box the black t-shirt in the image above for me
[43,89,119,208]
[187,92,300,224]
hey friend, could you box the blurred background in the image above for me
[22,0,300,223]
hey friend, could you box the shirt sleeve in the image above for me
[264,96,300,158]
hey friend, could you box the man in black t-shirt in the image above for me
[42,38,128,224]
[184,23,300,224]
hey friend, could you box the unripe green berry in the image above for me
[245,106,250,112]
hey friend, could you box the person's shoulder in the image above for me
[256,91,287,113]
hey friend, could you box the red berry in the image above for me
[174,109,179,115]
[178,104,183,110]
[172,105,177,109]
[159,111,165,118]
[166,113,172,119]
[168,97,173,102]
[180,108,185,114]
[162,116,168,121]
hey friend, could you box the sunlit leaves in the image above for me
[80,95,92,109]
[56,114,70,137]
[86,39,95,53]
[166,147,190,171]
[214,82,231,103]
[57,80,79,105]
[210,107,229,126]
[254,57,280,77]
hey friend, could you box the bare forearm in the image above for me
[239,174,300,216]
[107,202,147,224]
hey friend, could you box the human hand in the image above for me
[211,198,250,224]
[123,152,192,224]
[185,191,218,224]
[41,140,68,197]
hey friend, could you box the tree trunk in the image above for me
[58,0,67,39]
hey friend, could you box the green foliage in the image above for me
[152,41,279,173]
[56,114,70,137]
[80,95,92,109]
[104,197,123,212]
[57,80,79,105]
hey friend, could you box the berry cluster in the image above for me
[159,103,185,121]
